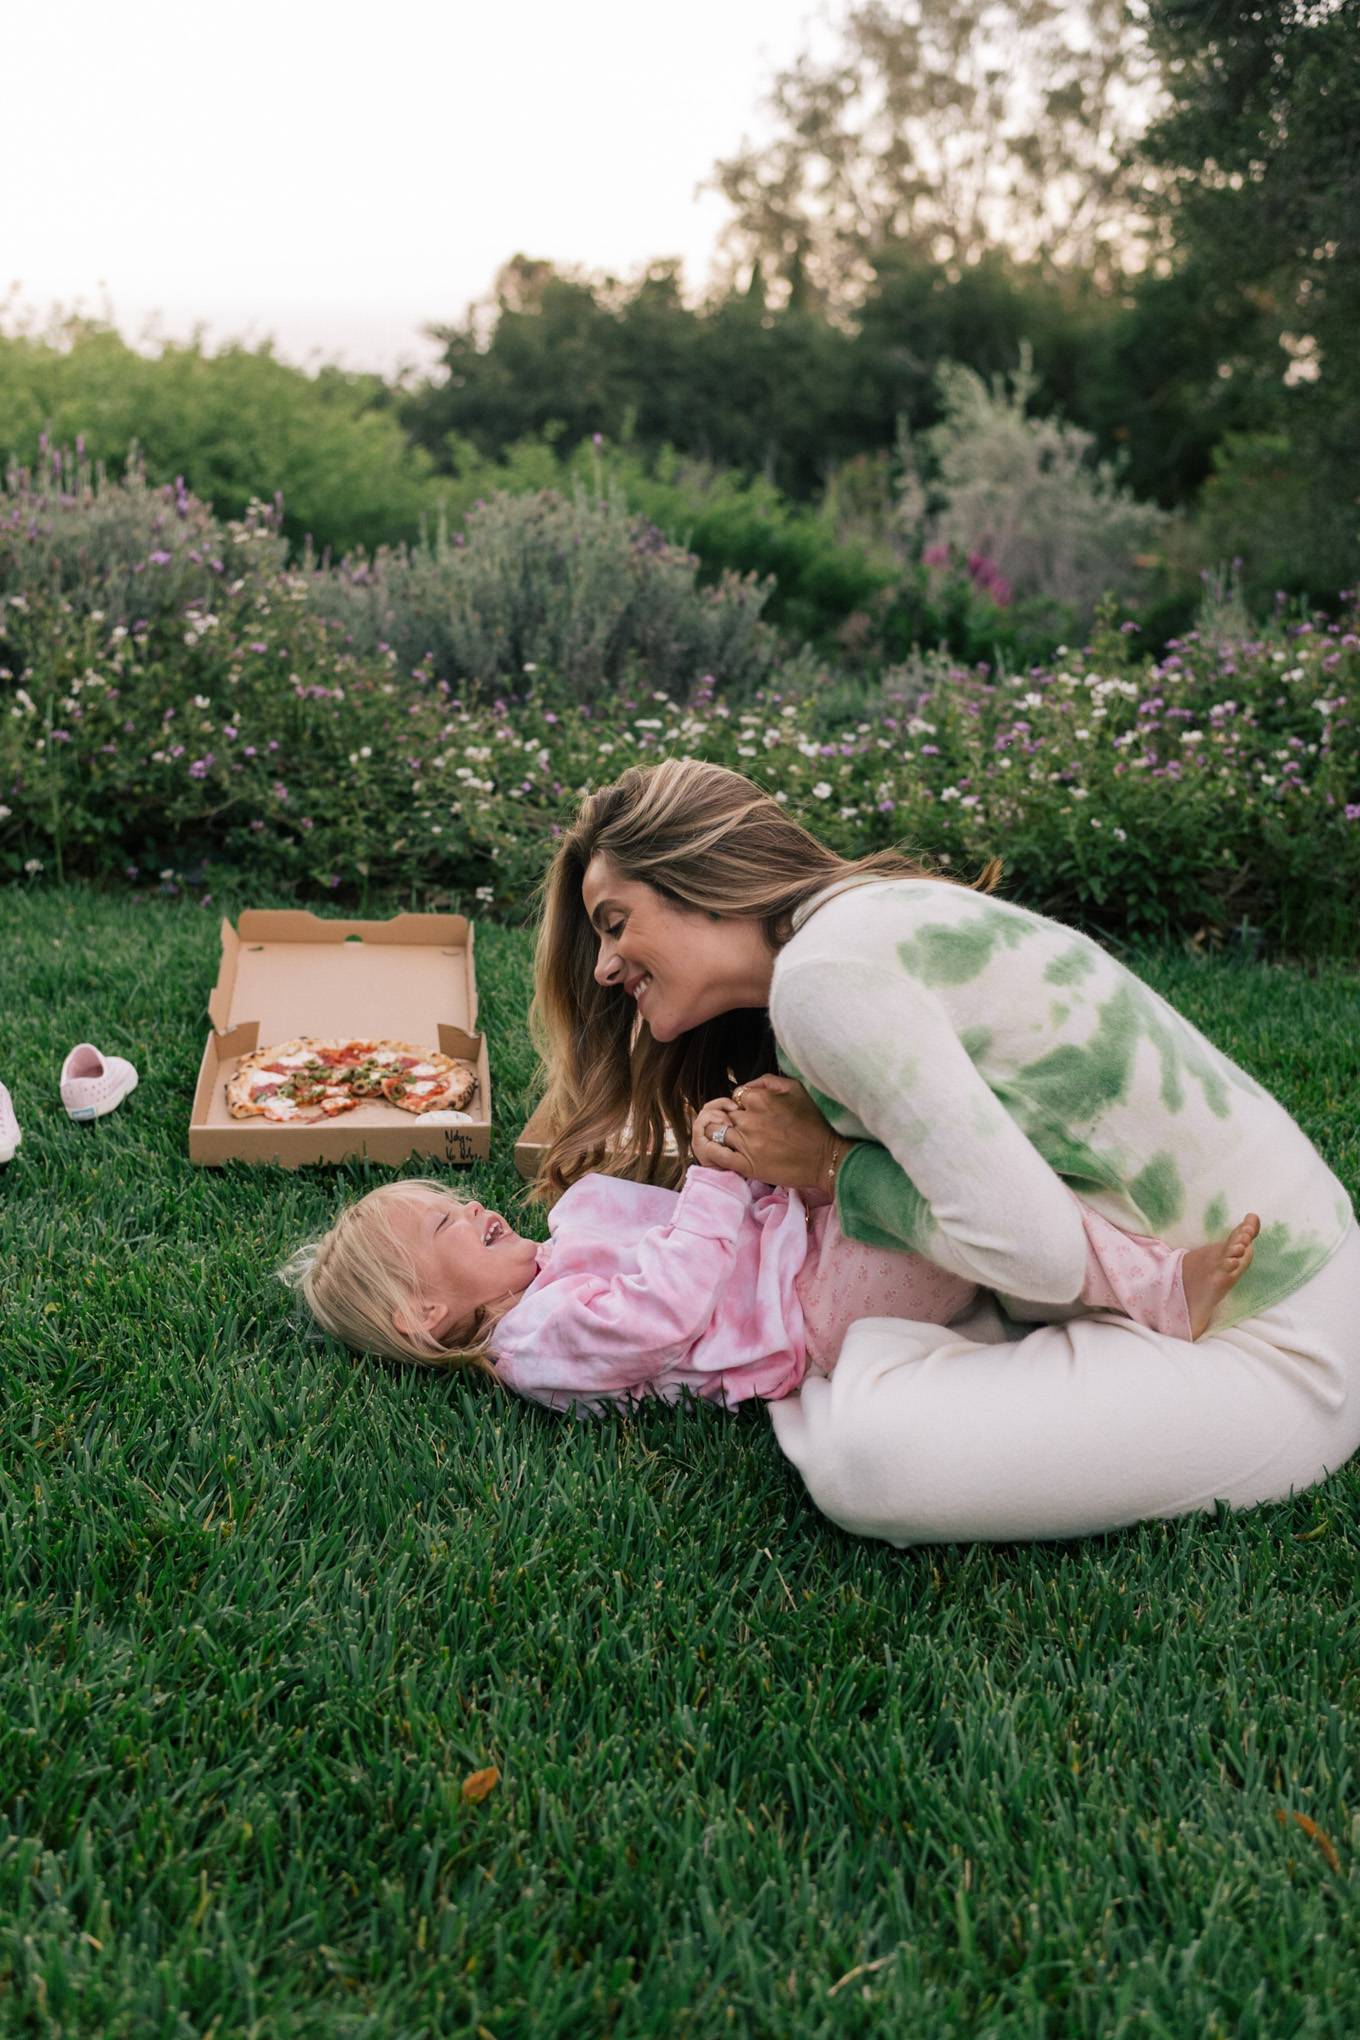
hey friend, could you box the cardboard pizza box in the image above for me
[512,1097,680,1184]
[189,909,491,1168]
[513,1095,554,1181]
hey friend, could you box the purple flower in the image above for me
[328,874,341,888]
[149,550,172,566]
[299,816,314,830]
[51,730,71,743]
[1345,805,1360,821]
[922,543,949,568]
[921,744,940,756]
[249,820,266,832]
[272,781,289,801]
[170,744,185,758]
[250,641,268,654]
[125,863,139,880]
[243,745,257,757]
[188,756,214,778]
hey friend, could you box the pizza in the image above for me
[226,1038,477,1124]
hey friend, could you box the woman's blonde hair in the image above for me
[531,756,997,1198]
[279,1180,510,1371]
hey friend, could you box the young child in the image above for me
[285,1106,1261,1413]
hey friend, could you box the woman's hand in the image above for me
[716,1076,850,1192]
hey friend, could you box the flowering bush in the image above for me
[2,456,1358,952]
[900,355,1169,623]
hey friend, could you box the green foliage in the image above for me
[1126,0,1360,603]
[0,321,445,557]
[1,459,1357,950]
[402,253,1126,507]
[3,892,1360,2035]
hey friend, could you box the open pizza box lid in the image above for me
[189,909,491,1168]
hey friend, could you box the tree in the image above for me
[710,0,1158,308]
[1132,0,1360,595]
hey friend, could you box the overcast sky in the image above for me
[3,0,813,373]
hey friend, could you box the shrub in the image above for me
[2,458,1357,952]
[0,322,444,557]
[902,355,1169,627]
[308,481,776,703]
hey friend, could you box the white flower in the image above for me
[359,745,372,758]
[1071,788,1089,800]
[737,746,757,757]
[194,695,211,709]
[349,753,359,765]
[597,744,614,756]
[0,805,10,819]
[475,885,495,902]
[812,781,832,799]
[839,806,859,820]
[960,795,979,808]
[774,790,788,803]
[1181,730,1203,744]
[430,824,442,834]
[940,786,961,802]
[1090,817,1103,829]
[523,663,537,673]
[634,719,662,729]
[1075,729,1090,740]
[24,858,43,873]
[1113,827,1127,841]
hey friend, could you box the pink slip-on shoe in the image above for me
[60,1043,139,1123]
[0,1082,20,1163]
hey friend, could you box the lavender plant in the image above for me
[307,481,776,703]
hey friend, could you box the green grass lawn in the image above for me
[3,887,1360,2039]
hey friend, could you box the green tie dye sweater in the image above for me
[769,880,1352,1332]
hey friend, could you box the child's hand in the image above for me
[691,1096,749,1174]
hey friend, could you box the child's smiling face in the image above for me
[388,1187,539,1346]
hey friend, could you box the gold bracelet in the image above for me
[825,1137,848,1197]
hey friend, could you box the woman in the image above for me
[533,758,1360,1545]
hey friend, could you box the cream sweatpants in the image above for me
[769,1221,1360,1546]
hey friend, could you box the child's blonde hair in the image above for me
[279,1179,509,1371]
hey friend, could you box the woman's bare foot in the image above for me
[1182,1214,1261,1338]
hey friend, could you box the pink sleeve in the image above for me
[495,1169,754,1403]
[1078,1201,1192,1341]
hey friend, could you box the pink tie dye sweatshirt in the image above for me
[489,1165,1192,1416]
[491,1168,811,1414]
